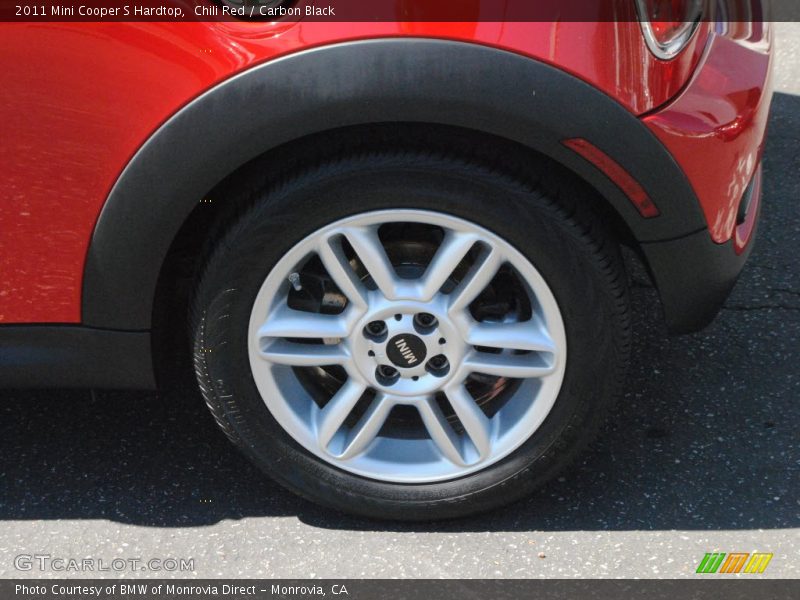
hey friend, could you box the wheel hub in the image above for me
[351,302,463,397]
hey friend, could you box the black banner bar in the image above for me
[3,579,800,600]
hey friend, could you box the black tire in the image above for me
[191,149,631,520]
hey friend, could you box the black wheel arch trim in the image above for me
[83,37,712,332]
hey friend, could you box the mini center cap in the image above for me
[386,334,427,369]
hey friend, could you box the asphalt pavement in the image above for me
[0,24,798,580]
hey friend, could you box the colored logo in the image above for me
[696,552,773,574]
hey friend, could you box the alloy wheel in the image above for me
[247,210,567,483]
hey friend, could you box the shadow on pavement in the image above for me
[1,93,798,533]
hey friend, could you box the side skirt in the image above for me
[0,326,155,389]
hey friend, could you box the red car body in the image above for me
[0,5,773,389]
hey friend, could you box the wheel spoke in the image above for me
[257,305,351,340]
[316,379,368,451]
[465,317,556,353]
[337,392,395,459]
[463,351,556,379]
[417,231,478,301]
[317,235,368,310]
[416,397,467,466]
[444,385,492,461]
[259,340,350,366]
[342,226,400,300]
[448,247,503,315]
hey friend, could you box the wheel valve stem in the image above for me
[288,272,303,291]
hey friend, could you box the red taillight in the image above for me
[636,0,703,59]
[650,20,689,42]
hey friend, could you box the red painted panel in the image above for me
[0,15,709,323]
[644,23,774,244]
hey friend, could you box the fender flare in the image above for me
[82,38,707,330]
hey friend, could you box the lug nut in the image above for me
[426,354,450,376]
[376,365,400,385]
[414,313,438,329]
[377,365,398,377]
[429,355,448,368]
[364,320,387,338]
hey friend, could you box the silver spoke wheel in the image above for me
[248,210,566,483]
